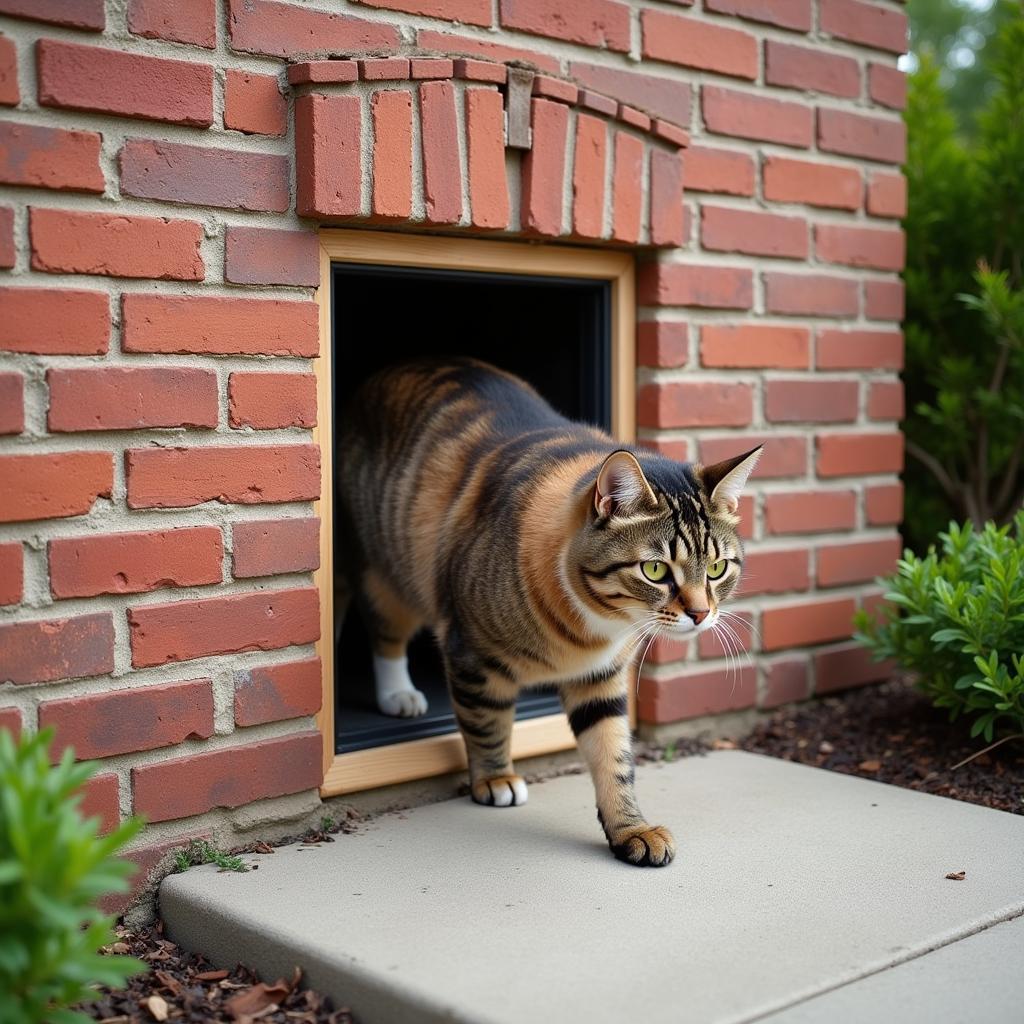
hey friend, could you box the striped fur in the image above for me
[338,359,759,866]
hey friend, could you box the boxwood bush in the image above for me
[856,512,1024,744]
[0,728,145,1024]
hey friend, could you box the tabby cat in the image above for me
[337,359,759,867]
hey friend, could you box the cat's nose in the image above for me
[685,608,710,626]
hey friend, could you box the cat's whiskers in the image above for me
[634,620,664,697]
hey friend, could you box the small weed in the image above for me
[321,815,335,831]
[173,839,249,874]
[662,740,678,763]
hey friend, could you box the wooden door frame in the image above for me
[314,229,636,797]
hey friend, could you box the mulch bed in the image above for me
[741,676,1024,815]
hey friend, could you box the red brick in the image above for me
[817,537,900,588]
[865,482,903,525]
[765,40,859,98]
[637,321,688,368]
[0,205,13,267]
[418,29,559,75]
[639,263,753,310]
[233,518,319,579]
[764,272,859,317]
[762,597,855,651]
[701,324,809,369]
[129,588,319,669]
[229,372,316,430]
[295,94,362,218]
[739,548,810,597]
[133,730,321,822]
[765,379,859,423]
[122,294,319,356]
[42,679,215,761]
[701,205,808,260]
[620,102,651,129]
[815,641,892,694]
[684,145,755,196]
[500,0,630,52]
[0,543,21,605]
[79,774,119,835]
[37,40,212,127]
[764,490,856,534]
[865,278,904,321]
[703,86,813,148]
[287,60,359,86]
[358,58,411,80]
[697,610,754,659]
[522,99,568,237]
[48,367,217,433]
[0,0,103,29]
[119,138,289,213]
[705,0,811,32]
[649,149,685,247]
[643,437,690,463]
[867,380,904,421]
[453,58,506,84]
[0,37,17,106]
[420,81,462,226]
[611,132,643,244]
[355,0,490,23]
[30,208,203,281]
[817,329,903,370]
[816,224,905,271]
[1,287,109,354]
[0,452,111,524]
[227,0,399,58]
[638,665,756,723]
[98,831,211,916]
[866,171,907,218]
[760,656,811,708]
[0,708,20,736]
[466,89,510,230]
[225,227,320,288]
[128,0,215,47]
[820,0,907,54]
[869,63,906,111]
[235,658,322,727]
[642,9,757,80]
[533,75,577,104]
[700,434,807,479]
[818,108,906,164]
[763,155,861,210]
[410,58,455,80]
[126,445,319,510]
[371,89,413,220]
[570,62,691,125]
[0,120,104,193]
[0,372,22,434]
[572,113,606,239]
[647,635,687,667]
[224,70,286,136]
[736,493,756,540]
[0,612,114,685]
[49,527,224,599]
[638,381,753,429]
[817,432,903,477]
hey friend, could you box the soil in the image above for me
[741,676,1024,815]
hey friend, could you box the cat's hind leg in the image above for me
[360,568,428,718]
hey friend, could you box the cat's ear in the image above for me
[701,445,762,513]
[594,451,657,519]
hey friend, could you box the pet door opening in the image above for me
[332,263,612,755]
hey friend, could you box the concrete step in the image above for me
[161,751,1024,1024]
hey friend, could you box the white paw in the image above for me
[471,775,528,807]
[378,688,429,718]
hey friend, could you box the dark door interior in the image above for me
[332,263,612,755]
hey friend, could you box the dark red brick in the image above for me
[225,227,320,288]
[0,120,104,193]
[232,518,320,578]
[234,657,322,727]
[0,452,112,523]
[0,612,114,686]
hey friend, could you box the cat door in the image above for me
[314,231,635,795]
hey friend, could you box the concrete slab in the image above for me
[161,752,1024,1024]
[761,913,1024,1024]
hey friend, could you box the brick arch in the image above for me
[289,57,688,247]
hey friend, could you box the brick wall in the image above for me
[0,0,905,890]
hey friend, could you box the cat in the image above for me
[336,358,759,867]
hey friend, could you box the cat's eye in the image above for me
[707,559,728,580]
[641,560,669,583]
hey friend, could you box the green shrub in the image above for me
[0,728,145,1024]
[855,513,1024,743]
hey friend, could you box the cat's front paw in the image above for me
[378,688,429,717]
[471,774,528,807]
[608,824,675,867]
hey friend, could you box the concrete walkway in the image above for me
[161,752,1024,1024]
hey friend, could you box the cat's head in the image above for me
[567,446,761,642]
